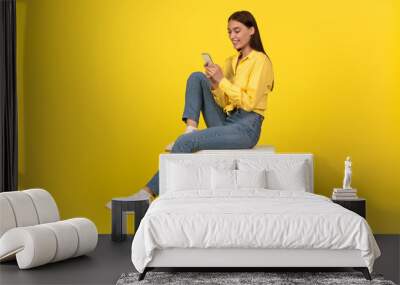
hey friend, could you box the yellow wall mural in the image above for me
[16,0,400,233]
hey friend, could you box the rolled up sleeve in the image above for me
[211,87,227,109]
[218,58,273,110]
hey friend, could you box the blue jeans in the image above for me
[146,72,264,195]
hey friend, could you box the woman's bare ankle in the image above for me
[186,119,198,128]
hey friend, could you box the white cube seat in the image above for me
[197,145,275,154]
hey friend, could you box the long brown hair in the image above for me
[228,11,274,90]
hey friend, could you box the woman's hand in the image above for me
[204,63,224,84]
[208,76,219,90]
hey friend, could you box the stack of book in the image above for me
[332,188,358,200]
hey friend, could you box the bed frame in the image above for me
[138,153,371,281]
[140,248,371,280]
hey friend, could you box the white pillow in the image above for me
[266,166,307,191]
[166,159,235,192]
[211,168,236,190]
[237,169,267,189]
[238,159,309,191]
[211,168,268,190]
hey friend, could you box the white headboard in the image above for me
[159,153,314,195]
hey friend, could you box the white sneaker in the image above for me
[105,189,153,209]
[165,141,175,152]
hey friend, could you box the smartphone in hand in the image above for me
[201,53,213,66]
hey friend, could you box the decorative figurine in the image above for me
[342,156,352,189]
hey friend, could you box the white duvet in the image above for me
[131,190,380,273]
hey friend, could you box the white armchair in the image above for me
[0,189,97,269]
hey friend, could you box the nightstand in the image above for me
[111,197,149,242]
[332,198,366,218]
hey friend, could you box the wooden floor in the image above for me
[0,235,398,285]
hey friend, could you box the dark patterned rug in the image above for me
[116,271,396,285]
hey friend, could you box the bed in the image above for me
[131,153,381,281]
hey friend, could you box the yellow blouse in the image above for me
[210,49,274,116]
